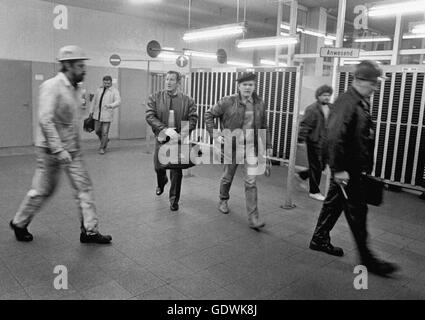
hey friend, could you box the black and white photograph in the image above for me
[0,0,424,310]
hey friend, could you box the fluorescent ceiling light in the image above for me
[183,50,216,59]
[368,1,425,17]
[227,60,253,67]
[158,52,179,60]
[236,36,298,49]
[324,39,334,46]
[281,23,336,40]
[183,22,246,42]
[260,59,287,67]
[344,61,361,65]
[403,33,425,39]
[354,36,391,43]
[129,0,161,4]
[412,23,425,34]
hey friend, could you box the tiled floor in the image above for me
[0,139,424,300]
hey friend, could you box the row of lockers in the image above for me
[189,69,299,160]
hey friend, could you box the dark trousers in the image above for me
[94,120,111,150]
[311,175,372,261]
[298,144,325,194]
[156,168,182,205]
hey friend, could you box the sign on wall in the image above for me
[320,47,360,58]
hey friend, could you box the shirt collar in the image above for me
[239,94,253,105]
[58,72,72,88]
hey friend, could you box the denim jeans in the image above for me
[219,163,258,220]
[94,120,111,150]
[13,148,99,234]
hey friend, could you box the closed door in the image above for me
[119,68,148,139]
[0,60,32,147]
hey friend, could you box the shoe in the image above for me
[10,220,33,242]
[99,149,105,155]
[361,256,399,277]
[309,240,344,256]
[309,193,325,201]
[170,203,179,211]
[80,232,112,244]
[295,173,309,191]
[218,200,229,214]
[248,217,266,230]
[156,177,168,196]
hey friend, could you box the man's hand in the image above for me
[334,171,350,186]
[165,128,179,140]
[57,150,72,164]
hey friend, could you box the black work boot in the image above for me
[309,239,344,257]
[80,232,112,244]
[170,202,179,211]
[156,177,168,196]
[361,255,399,277]
[10,220,33,242]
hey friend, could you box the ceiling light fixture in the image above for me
[158,52,180,60]
[260,59,287,67]
[236,36,298,49]
[403,33,425,39]
[344,60,361,65]
[183,22,246,42]
[129,0,161,4]
[354,36,392,43]
[324,38,334,46]
[183,50,217,59]
[281,23,336,41]
[412,23,425,34]
[227,60,253,67]
[368,1,425,17]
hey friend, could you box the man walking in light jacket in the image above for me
[90,75,121,154]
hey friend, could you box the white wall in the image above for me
[0,0,253,71]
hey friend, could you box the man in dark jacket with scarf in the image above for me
[297,85,333,201]
[204,72,272,230]
[309,61,398,277]
[146,71,198,212]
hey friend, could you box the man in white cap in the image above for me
[10,45,112,244]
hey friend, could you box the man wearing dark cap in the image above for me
[205,72,272,230]
[297,84,333,201]
[309,60,398,277]
[10,45,112,244]
[90,75,121,154]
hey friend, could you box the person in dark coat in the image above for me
[309,60,398,277]
[145,71,198,211]
[204,72,272,230]
[297,85,333,201]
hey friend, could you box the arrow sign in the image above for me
[109,54,121,66]
[176,55,189,68]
